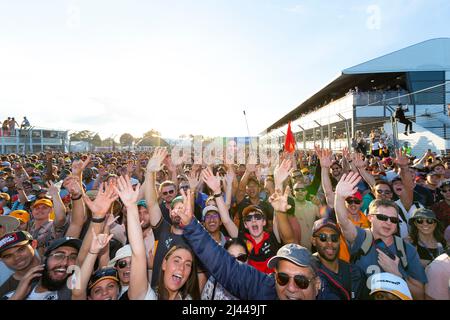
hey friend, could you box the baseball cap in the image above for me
[44,237,82,256]
[9,210,31,224]
[0,193,10,202]
[440,180,450,189]
[312,218,341,235]
[346,191,362,201]
[108,244,132,267]
[88,267,120,291]
[267,243,316,270]
[136,199,147,208]
[369,272,412,300]
[0,161,11,168]
[0,231,33,255]
[0,216,20,234]
[202,205,219,219]
[242,205,265,218]
[32,198,53,209]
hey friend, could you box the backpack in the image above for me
[350,229,408,270]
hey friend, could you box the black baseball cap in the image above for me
[44,237,82,256]
[0,231,33,255]
[312,218,341,235]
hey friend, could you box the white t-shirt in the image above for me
[6,287,58,300]
[395,200,423,238]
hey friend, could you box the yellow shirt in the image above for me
[339,211,371,262]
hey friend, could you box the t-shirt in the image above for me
[5,287,58,300]
[201,276,238,300]
[150,218,189,288]
[396,200,423,238]
[348,227,427,284]
[425,253,450,300]
[239,231,280,274]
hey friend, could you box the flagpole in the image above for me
[243,110,251,136]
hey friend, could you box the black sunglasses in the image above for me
[244,213,264,222]
[415,218,436,225]
[372,214,399,224]
[315,233,339,243]
[235,254,248,263]
[116,260,131,269]
[346,199,361,205]
[276,272,314,289]
[162,189,175,196]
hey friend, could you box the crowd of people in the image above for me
[0,144,448,300]
[1,117,31,137]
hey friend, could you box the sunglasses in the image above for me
[315,233,339,243]
[162,189,175,196]
[345,199,361,205]
[116,260,131,269]
[376,189,392,195]
[179,185,189,190]
[294,188,306,192]
[415,218,436,225]
[372,214,399,224]
[235,254,248,263]
[276,272,314,289]
[440,188,450,193]
[244,213,264,222]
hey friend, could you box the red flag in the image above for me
[284,121,296,153]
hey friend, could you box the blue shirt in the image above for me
[349,227,427,284]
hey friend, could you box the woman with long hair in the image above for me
[156,244,200,300]
[406,208,447,268]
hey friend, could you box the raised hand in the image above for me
[335,172,361,199]
[90,228,114,255]
[274,158,293,188]
[187,169,201,191]
[72,155,92,177]
[163,154,177,173]
[351,153,366,169]
[46,180,60,197]
[342,147,350,161]
[246,153,258,173]
[146,147,167,172]
[394,148,409,167]
[315,145,333,168]
[82,181,118,218]
[178,188,194,227]
[269,186,292,213]
[201,167,221,194]
[63,176,83,197]
[114,175,140,208]
[225,164,236,186]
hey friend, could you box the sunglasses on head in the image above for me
[372,214,399,224]
[345,198,361,205]
[235,254,248,263]
[162,189,175,196]
[276,272,314,289]
[116,259,131,269]
[415,218,436,225]
[315,233,339,243]
[244,213,264,222]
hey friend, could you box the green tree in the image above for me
[120,133,134,148]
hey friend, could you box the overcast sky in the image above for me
[1,0,449,140]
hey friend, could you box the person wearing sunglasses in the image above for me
[178,186,322,300]
[108,245,133,299]
[201,238,248,300]
[310,218,368,300]
[143,149,207,290]
[344,192,370,229]
[406,208,446,268]
[335,172,427,300]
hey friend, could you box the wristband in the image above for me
[91,216,106,223]
[88,250,100,255]
[71,194,82,201]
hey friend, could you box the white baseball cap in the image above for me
[369,272,412,300]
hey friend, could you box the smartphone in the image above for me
[376,242,396,260]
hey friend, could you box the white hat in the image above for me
[202,205,219,219]
[108,244,132,267]
[369,272,412,300]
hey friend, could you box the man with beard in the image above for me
[144,148,206,289]
[136,200,155,271]
[4,237,81,300]
[0,231,41,297]
[311,218,368,300]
